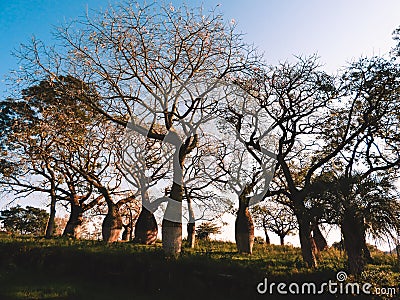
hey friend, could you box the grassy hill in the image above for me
[0,234,398,299]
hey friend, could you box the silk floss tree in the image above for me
[15,2,259,256]
[218,80,277,254]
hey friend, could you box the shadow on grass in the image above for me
[0,236,398,299]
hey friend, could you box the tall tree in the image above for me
[311,172,400,275]
[219,83,277,254]
[318,56,400,274]
[215,134,275,254]
[17,2,256,255]
[116,128,169,245]
[0,76,100,238]
[235,55,400,268]
[182,134,232,248]
[57,120,138,242]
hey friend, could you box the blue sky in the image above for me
[1,0,400,97]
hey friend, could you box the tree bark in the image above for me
[235,190,254,254]
[186,193,195,248]
[162,134,197,256]
[264,229,271,245]
[63,201,83,239]
[162,218,182,257]
[341,209,366,275]
[134,189,158,245]
[162,180,183,257]
[102,202,123,243]
[122,224,131,241]
[187,222,196,248]
[262,221,271,245]
[134,206,158,245]
[297,215,317,267]
[293,198,318,268]
[45,193,57,238]
[162,137,195,257]
[279,235,284,246]
[312,222,328,251]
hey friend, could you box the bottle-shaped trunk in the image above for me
[162,181,183,257]
[63,201,83,239]
[341,209,367,275]
[235,191,254,254]
[134,206,158,245]
[162,135,196,256]
[102,203,122,243]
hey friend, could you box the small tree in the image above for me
[252,202,297,245]
[0,205,49,235]
[195,222,221,240]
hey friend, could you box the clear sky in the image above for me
[1,0,400,247]
[1,0,400,96]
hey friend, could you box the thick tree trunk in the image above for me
[134,206,158,245]
[162,135,197,256]
[102,203,122,243]
[63,201,83,239]
[45,194,57,238]
[235,190,254,254]
[162,181,183,257]
[235,208,254,254]
[162,218,182,256]
[342,209,366,275]
[279,235,284,246]
[297,215,317,268]
[293,198,318,268]
[134,189,157,245]
[312,222,328,251]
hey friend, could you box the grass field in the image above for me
[0,234,399,299]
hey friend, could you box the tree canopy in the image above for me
[0,205,49,235]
